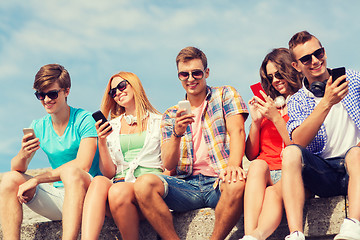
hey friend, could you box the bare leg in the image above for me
[0,171,34,240]
[244,160,271,234]
[81,176,112,240]
[108,182,140,240]
[282,145,305,233]
[346,147,360,220]
[60,166,92,240]
[251,181,283,240]
[211,179,245,240]
[134,174,180,240]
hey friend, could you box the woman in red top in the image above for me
[241,48,302,240]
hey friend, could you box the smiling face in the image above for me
[177,58,209,100]
[111,76,135,109]
[291,37,329,83]
[39,82,69,115]
[266,61,292,98]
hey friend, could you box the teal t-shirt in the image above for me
[30,106,101,187]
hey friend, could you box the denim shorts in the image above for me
[294,145,351,198]
[270,170,282,184]
[155,174,221,212]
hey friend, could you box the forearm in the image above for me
[98,140,116,178]
[161,136,181,170]
[11,152,30,172]
[245,122,261,160]
[272,116,292,146]
[292,101,331,147]
[228,129,246,168]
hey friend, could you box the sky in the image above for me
[1,0,360,172]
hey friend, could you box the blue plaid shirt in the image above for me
[287,68,360,155]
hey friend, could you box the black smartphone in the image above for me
[92,110,112,132]
[331,67,346,86]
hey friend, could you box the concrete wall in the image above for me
[0,195,347,239]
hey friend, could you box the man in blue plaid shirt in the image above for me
[281,31,360,240]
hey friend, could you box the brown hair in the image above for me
[260,48,302,99]
[33,64,71,91]
[288,31,322,61]
[176,46,207,69]
[100,71,160,132]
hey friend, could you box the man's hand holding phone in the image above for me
[21,128,40,163]
[325,67,348,106]
[175,100,194,137]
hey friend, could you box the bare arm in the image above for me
[30,137,98,184]
[11,133,40,172]
[292,76,348,146]
[245,97,263,160]
[227,113,247,167]
[161,110,194,171]
[219,113,247,183]
[95,120,116,178]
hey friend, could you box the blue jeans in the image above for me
[294,145,351,197]
[155,174,221,212]
[270,170,282,184]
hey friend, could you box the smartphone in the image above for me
[22,128,36,140]
[178,100,191,116]
[250,82,266,102]
[92,110,112,132]
[22,128,36,162]
[331,67,346,86]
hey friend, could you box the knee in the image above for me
[265,185,282,200]
[134,174,163,199]
[0,171,25,194]
[281,145,303,170]
[345,147,360,171]
[89,176,110,191]
[223,179,245,200]
[108,184,134,209]
[60,166,89,188]
[247,160,269,178]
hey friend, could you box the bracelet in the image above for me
[173,128,184,138]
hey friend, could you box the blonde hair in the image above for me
[100,71,160,132]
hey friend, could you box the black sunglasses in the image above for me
[34,89,63,100]
[267,71,284,83]
[298,47,325,65]
[178,69,205,81]
[108,80,129,98]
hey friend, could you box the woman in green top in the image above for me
[81,71,163,240]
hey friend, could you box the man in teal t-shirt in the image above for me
[0,64,101,240]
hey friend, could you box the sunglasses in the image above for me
[178,69,205,81]
[267,71,284,83]
[108,80,129,98]
[298,47,325,65]
[34,89,63,100]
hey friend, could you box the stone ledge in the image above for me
[0,195,346,239]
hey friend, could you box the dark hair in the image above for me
[176,46,207,69]
[260,48,302,99]
[288,31,322,61]
[33,64,71,91]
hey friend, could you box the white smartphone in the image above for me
[178,100,191,116]
[22,128,36,163]
[23,128,36,140]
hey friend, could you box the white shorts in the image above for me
[25,183,65,221]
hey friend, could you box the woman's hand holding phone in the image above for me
[92,111,113,139]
